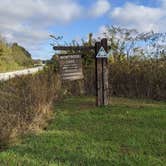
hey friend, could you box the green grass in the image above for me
[0,96,165,166]
[0,60,24,72]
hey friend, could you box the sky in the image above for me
[0,0,166,59]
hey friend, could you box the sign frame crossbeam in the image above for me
[53,46,95,51]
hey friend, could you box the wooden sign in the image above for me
[59,54,84,81]
[53,37,109,107]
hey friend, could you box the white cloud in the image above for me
[0,0,82,26]
[110,2,166,32]
[0,0,112,59]
[89,0,111,17]
[1,0,165,59]
[95,25,108,38]
[0,0,82,58]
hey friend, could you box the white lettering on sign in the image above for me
[96,46,108,58]
[60,55,81,59]
[59,54,84,81]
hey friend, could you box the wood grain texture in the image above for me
[95,42,103,106]
[59,54,83,81]
[101,38,109,106]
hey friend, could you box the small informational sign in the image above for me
[96,46,108,58]
[59,54,84,81]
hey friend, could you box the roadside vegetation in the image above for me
[0,26,165,165]
[0,35,34,72]
[0,68,61,148]
[0,96,165,165]
[65,26,166,100]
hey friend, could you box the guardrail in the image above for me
[0,66,44,81]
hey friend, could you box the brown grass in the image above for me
[0,68,61,147]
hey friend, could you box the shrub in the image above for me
[109,58,166,100]
[80,57,166,100]
[0,69,61,147]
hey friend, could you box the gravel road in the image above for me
[0,66,44,81]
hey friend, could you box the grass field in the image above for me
[0,96,165,166]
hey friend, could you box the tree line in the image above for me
[52,26,166,100]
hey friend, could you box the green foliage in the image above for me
[81,34,95,67]
[47,55,60,72]
[109,57,166,100]
[0,37,34,72]
[11,43,33,66]
[0,96,165,165]
[81,28,166,100]
[83,57,166,100]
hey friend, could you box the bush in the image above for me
[0,69,61,147]
[80,57,166,100]
[109,58,166,100]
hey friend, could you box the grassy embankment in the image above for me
[0,96,165,165]
[0,41,33,72]
[0,69,61,148]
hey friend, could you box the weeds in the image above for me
[0,68,61,146]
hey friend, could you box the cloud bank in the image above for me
[0,0,165,59]
[0,0,82,58]
[89,0,111,17]
[110,1,166,32]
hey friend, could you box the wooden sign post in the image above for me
[95,38,109,106]
[53,38,109,107]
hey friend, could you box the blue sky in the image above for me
[0,0,165,59]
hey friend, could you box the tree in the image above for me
[99,26,166,61]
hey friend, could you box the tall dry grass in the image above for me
[109,58,166,100]
[0,68,61,147]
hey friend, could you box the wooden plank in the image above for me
[59,55,82,59]
[61,61,82,66]
[62,69,82,73]
[53,46,111,52]
[62,75,84,81]
[62,63,80,66]
[61,74,83,81]
[101,38,109,106]
[62,72,83,76]
[53,46,95,51]
[95,42,103,106]
[62,66,80,70]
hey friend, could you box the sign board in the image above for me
[96,46,108,58]
[59,54,84,81]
